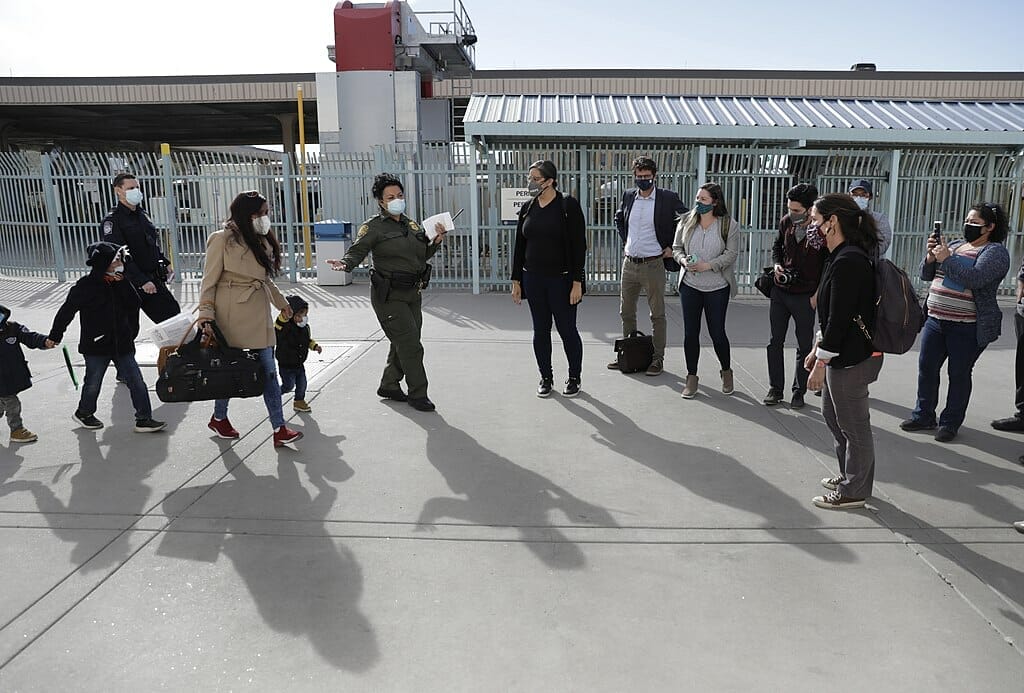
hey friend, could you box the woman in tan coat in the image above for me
[197,191,302,447]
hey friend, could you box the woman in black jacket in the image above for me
[804,194,883,510]
[510,160,587,398]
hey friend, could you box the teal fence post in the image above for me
[39,153,67,282]
[160,145,183,279]
[282,154,298,284]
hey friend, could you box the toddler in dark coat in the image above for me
[275,295,321,413]
[0,304,55,443]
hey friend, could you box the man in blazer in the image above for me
[609,156,688,375]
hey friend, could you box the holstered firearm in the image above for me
[369,269,391,303]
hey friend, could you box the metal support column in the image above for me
[983,151,996,202]
[39,153,67,282]
[159,143,182,279]
[282,154,298,283]
[886,149,901,260]
[468,136,480,295]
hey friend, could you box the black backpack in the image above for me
[613,331,655,373]
[850,249,925,355]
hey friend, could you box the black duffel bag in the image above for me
[613,330,655,374]
[156,321,266,403]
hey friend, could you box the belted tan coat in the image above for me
[197,228,288,349]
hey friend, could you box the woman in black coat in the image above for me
[804,194,884,510]
[509,160,587,398]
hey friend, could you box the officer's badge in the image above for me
[357,224,370,239]
[5,337,16,345]
[102,220,113,236]
[408,221,420,232]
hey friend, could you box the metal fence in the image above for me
[1,143,1021,294]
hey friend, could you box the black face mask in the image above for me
[963,223,985,242]
[635,178,654,191]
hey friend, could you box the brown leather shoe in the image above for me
[645,359,663,376]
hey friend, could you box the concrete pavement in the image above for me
[0,277,1022,691]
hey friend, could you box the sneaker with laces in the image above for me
[134,418,167,433]
[10,428,37,443]
[273,425,303,447]
[763,389,783,406]
[812,490,866,510]
[645,359,664,376]
[821,475,843,491]
[791,391,805,409]
[208,416,240,439]
[537,378,553,398]
[72,411,104,430]
[293,399,312,413]
[562,377,581,397]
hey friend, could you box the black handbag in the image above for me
[156,321,266,403]
[613,330,655,373]
[754,267,775,298]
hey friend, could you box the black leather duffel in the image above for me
[156,321,266,403]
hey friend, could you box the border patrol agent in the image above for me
[327,173,447,412]
[101,173,181,324]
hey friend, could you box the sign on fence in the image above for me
[500,187,531,223]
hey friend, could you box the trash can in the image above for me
[315,220,353,286]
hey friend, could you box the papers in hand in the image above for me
[421,212,455,240]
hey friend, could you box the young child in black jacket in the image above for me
[0,304,56,443]
[48,242,166,433]
[275,295,321,413]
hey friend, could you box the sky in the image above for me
[2,0,1024,77]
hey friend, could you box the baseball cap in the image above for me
[848,179,873,195]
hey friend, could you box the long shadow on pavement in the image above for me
[157,447,377,672]
[555,393,857,563]
[393,409,618,570]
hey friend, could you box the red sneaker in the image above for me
[273,425,303,447]
[208,416,240,439]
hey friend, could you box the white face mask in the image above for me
[386,199,406,216]
[296,318,308,328]
[853,196,869,211]
[125,188,144,206]
[253,215,272,235]
[107,265,124,277]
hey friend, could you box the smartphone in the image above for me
[931,220,942,244]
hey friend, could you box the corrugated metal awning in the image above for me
[463,94,1024,145]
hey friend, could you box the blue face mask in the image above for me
[694,201,714,215]
[635,178,654,191]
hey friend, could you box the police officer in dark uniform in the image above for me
[327,173,447,412]
[101,173,181,324]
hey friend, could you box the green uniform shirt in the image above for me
[340,213,439,276]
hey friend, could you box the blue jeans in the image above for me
[679,283,731,376]
[911,317,986,431]
[214,347,285,429]
[279,365,307,400]
[522,272,583,379]
[79,353,152,420]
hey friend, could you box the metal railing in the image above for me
[1,143,1021,294]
